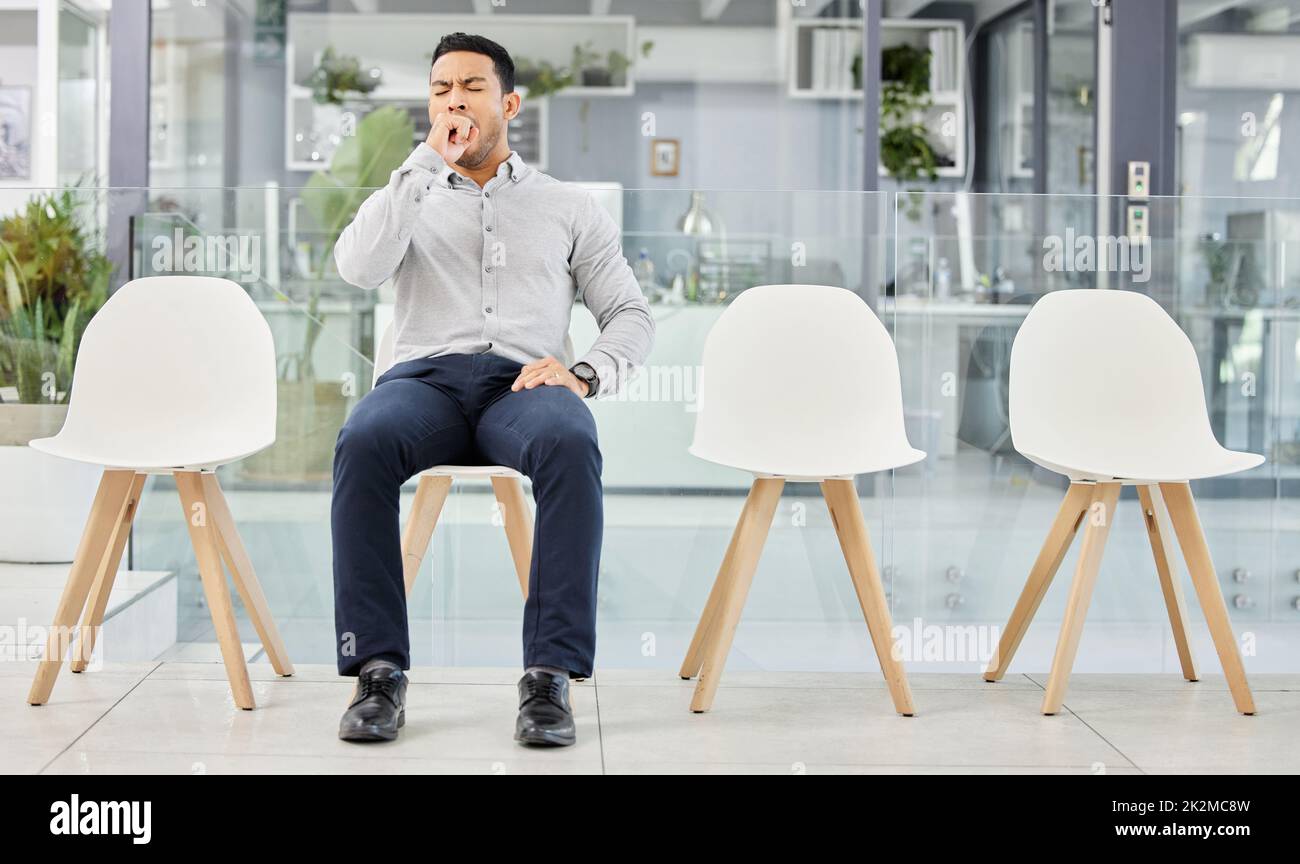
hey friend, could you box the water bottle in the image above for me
[935,257,951,300]
[633,248,658,301]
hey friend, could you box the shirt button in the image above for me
[485,306,493,313]
[485,225,493,232]
[484,191,491,199]
[485,264,492,272]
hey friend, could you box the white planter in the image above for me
[0,445,102,563]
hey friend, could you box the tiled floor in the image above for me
[6,658,1297,775]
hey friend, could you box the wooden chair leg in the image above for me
[28,470,137,705]
[678,484,753,680]
[1137,484,1198,682]
[401,475,452,597]
[1041,482,1121,715]
[491,476,534,599]
[200,473,294,677]
[690,477,784,713]
[175,471,255,710]
[70,473,147,672]
[985,483,1093,682]
[1159,482,1256,715]
[821,478,914,716]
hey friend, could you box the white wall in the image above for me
[0,2,57,218]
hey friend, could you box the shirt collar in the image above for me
[431,148,528,186]
[503,150,528,180]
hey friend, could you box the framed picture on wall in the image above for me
[650,138,679,177]
[0,86,32,180]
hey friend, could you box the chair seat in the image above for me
[688,443,926,480]
[1021,445,1264,484]
[419,464,523,479]
[28,434,265,473]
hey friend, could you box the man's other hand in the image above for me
[511,356,589,398]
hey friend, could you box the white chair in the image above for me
[373,324,534,599]
[26,276,293,710]
[986,289,1262,715]
[681,284,924,715]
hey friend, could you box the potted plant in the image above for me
[0,188,112,561]
[303,45,382,106]
[240,105,414,484]
[571,41,611,87]
[880,44,938,220]
[516,41,651,96]
[298,46,383,168]
[607,40,653,88]
[514,57,575,99]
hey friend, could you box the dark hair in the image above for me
[431,32,515,94]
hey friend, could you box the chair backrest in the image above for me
[690,284,922,477]
[374,322,396,387]
[1009,289,1219,470]
[58,276,276,464]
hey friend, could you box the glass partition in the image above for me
[893,191,1293,674]
[2,184,1298,676]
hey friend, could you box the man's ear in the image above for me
[502,91,521,121]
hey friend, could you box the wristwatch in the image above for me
[570,362,599,399]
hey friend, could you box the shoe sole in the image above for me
[339,708,405,743]
[514,725,576,747]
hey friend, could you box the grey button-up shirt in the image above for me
[334,142,655,397]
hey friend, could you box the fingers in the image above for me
[448,115,475,143]
[427,112,453,151]
[427,113,476,156]
[511,357,564,391]
[520,366,558,389]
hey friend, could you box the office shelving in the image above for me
[284,12,633,171]
[789,17,966,179]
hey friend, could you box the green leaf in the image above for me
[4,260,22,316]
[301,104,414,266]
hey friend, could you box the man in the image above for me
[330,32,654,747]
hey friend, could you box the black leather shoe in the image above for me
[339,658,407,742]
[515,669,576,747]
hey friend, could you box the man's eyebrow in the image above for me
[430,75,489,87]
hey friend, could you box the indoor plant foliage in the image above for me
[299,104,413,379]
[514,57,574,98]
[243,105,413,483]
[880,44,939,187]
[516,40,653,97]
[0,188,112,562]
[304,45,382,106]
[0,188,111,410]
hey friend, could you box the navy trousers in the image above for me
[331,351,603,678]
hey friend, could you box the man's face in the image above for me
[429,50,516,169]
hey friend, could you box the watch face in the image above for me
[573,364,598,394]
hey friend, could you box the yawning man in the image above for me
[330,32,655,747]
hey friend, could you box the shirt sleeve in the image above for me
[332,143,441,290]
[569,192,656,397]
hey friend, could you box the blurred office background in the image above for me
[3,0,1300,675]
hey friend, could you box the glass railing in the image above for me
[2,184,1297,675]
[890,192,1294,669]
